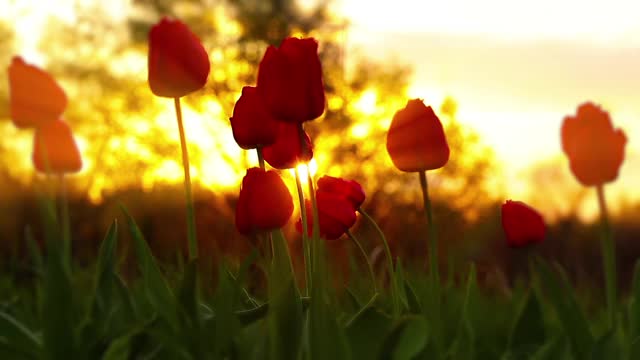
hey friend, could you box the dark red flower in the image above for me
[257,37,325,123]
[386,99,450,172]
[236,168,294,235]
[296,192,357,240]
[32,120,82,174]
[317,175,365,209]
[230,86,279,150]
[8,56,67,129]
[148,17,210,98]
[501,200,545,248]
[561,102,627,186]
[263,122,313,169]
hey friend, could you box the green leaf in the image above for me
[121,206,177,329]
[267,229,303,360]
[590,330,620,360]
[380,316,429,360]
[0,311,41,358]
[346,307,392,359]
[24,226,43,275]
[535,259,594,358]
[213,263,242,358]
[530,335,568,360]
[509,290,545,353]
[178,259,203,358]
[93,220,119,314]
[404,281,422,314]
[629,260,640,342]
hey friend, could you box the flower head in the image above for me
[386,99,450,172]
[32,120,82,174]
[257,37,325,123]
[8,56,67,129]
[236,168,294,235]
[501,200,545,248]
[296,192,357,240]
[317,175,365,210]
[561,102,627,186]
[148,17,210,98]
[230,86,279,150]
[263,122,313,169]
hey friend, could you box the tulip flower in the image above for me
[236,168,294,235]
[32,120,82,174]
[8,56,67,129]
[316,175,365,210]
[561,102,627,187]
[257,37,325,123]
[296,192,357,240]
[230,86,279,150]
[386,99,450,172]
[501,200,545,248]
[148,17,210,98]
[263,122,313,169]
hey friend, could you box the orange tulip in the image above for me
[561,102,627,186]
[386,99,450,172]
[8,56,67,129]
[32,120,82,174]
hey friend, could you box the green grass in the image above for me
[0,206,638,360]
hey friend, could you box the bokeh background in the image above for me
[0,0,639,291]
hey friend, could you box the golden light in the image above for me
[353,89,377,115]
[289,159,318,180]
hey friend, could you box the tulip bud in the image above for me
[561,102,627,186]
[257,37,325,123]
[32,120,82,174]
[235,168,294,235]
[8,56,67,129]
[148,17,210,98]
[263,122,313,169]
[296,192,357,240]
[501,200,545,248]
[230,86,279,149]
[386,99,450,172]
[317,175,365,210]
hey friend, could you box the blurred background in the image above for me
[0,0,638,291]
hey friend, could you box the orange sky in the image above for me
[339,0,640,218]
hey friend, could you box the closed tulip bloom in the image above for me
[32,120,82,174]
[296,192,357,240]
[257,37,325,123]
[230,86,279,149]
[386,99,450,172]
[561,102,627,186]
[263,122,313,169]
[235,168,294,235]
[317,175,365,210]
[501,200,545,248]
[8,57,67,129]
[148,17,210,98]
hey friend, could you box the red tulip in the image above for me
[501,200,545,248]
[148,17,210,98]
[263,122,313,169]
[32,120,82,174]
[386,99,450,172]
[8,56,67,129]
[236,168,294,235]
[561,102,627,186]
[296,192,357,240]
[257,37,325,123]
[317,175,365,210]
[230,86,279,150]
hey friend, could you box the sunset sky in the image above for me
[2,0,639,218]
[339,0,640,215]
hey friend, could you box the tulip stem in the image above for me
[347,230,377,294]
[419,171,439,287]
[174,97,198,260]
[58,174,71,271]
[597,185,616,329]
[295,167,311,294]
[307,169,322,287]
[358,208,399,318]
[256,147,265,169]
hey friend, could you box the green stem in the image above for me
[174,97,198,260]
[419,171,439,287]
[359,208,399,317]
[295,167,311,295]
[59,174,71,271]
[257,147,265,169]
[347,230,378,294]
[597,184,616,329]
[307,170,321,277]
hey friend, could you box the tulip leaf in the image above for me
[92,220,119,315]
[535,258,593,358]
[629,260,640,342]
[346,306,392,359]
[378,315,429,360]
[121,205,177,329]
[508,289,545,353]
[0,311,41,358]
